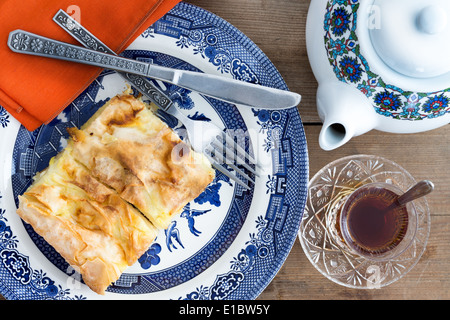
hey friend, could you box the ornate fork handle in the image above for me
[53,10,110,54]
[52,10,172,110]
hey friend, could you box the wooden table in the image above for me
[1,0,449,301]
[185,0,450,300]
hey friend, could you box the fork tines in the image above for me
[205,131,259,190]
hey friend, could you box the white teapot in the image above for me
[306,0,450,150]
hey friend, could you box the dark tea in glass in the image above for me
[340,183,416,259]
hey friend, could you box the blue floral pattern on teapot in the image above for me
[324,0,450,121]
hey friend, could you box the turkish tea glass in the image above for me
[298,155,430,289]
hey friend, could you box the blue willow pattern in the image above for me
[0,193,85,299]
[0,107,10,128]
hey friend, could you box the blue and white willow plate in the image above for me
[0,2,308,300]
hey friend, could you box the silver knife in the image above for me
[8,29,301,109]
[52,10,173,111]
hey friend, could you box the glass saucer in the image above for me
[298,155,431,289]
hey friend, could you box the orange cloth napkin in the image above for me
[0,0,181,131]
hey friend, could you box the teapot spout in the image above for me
[317,82,379,151]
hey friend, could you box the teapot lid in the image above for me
[369,0,450,79]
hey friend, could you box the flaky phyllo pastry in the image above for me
[16,93,215,295]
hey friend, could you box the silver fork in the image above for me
[53,10,258,189]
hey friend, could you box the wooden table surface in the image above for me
[184,0,450,300]
[2,0,449,301]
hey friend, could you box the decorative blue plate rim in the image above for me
[0,2,309,300]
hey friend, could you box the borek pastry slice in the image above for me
[17,149,158,294]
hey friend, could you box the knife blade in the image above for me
[8,29,301,109]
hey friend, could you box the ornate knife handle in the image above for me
[8,29,150,75]
[52,10,172,110]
